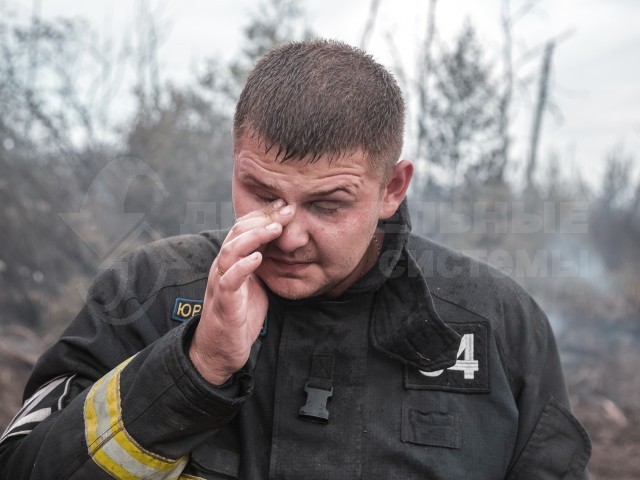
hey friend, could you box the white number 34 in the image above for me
[420,334,479,380]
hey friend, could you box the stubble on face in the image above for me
[232,135,386,300]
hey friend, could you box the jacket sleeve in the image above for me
[0,236,253,479]
[502,288,591,480]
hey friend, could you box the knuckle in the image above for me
[216,271,235,292]
[218,242,232,257]
[230,220,248,235]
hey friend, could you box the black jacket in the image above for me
[0,203,591,479]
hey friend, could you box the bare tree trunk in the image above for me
[134,0,163,113]
[25,0,42,135]
[148,10,161,110]
[494,0,514,183]
[415,0,437,163]
[360,0,381,50]
[526,40,554,190]
[135,0,147,112]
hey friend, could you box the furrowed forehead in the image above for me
[233,136,374,194]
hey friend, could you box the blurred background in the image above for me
[0,0,638,477]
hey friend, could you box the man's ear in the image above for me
[379,160,414,220]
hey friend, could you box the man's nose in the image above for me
[272,206,309,253]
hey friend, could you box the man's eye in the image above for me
[256,194,277,204]
[311,201,342,215]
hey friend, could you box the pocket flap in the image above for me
[401,408,461,449]
[507,397,591,479]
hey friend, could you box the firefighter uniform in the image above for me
[0,202,591,479]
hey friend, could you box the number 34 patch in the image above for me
[405,322,489,393]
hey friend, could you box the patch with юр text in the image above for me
[172,298,203,322]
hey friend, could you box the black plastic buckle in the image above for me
[298,383,333,424]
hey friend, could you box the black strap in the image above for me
[298,353,334,424]
[307,353,334,390]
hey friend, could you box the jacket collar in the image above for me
[364,199,461,371]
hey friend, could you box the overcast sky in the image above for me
[9,0,640,189]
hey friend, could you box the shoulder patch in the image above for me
[405,322,489,393]
[172,298,204,322]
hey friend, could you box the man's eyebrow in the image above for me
[243,173,279,192]
[307,185,357,198]
[243,172,357,198]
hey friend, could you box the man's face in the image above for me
[232,134,388,300]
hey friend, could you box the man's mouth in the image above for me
[266,256,315,272]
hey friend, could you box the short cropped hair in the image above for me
[233,39,405,180]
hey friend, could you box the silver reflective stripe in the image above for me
[0,375,73,443]
[9,408,51,431]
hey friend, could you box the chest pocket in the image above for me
[187,444,240,479]
[401,407,461,449]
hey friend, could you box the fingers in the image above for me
[216,221,283,274]
[215,201,294,276]
[228,199,292,242]
[218,251,263,292]
[237,198,284,222]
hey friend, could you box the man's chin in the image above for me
[259,273,327,300]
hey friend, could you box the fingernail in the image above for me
[249,252,260,261]
[273,199,285,209]
[279,205,293,216]
[265,222,279,231]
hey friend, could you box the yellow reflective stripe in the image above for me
[179,475,206,480]
[93,447,141,480]
[84,356,188,479]
[105,360,181,472]
[84,375,105,447]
